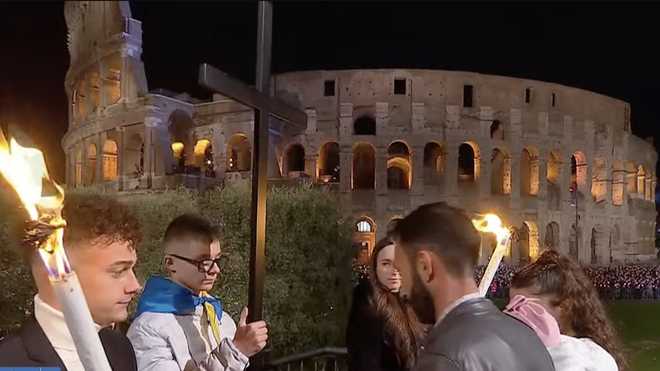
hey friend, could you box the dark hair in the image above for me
[391,202,481,278]
[511,250,627,370]
[163,213,220,247]
[369,238,422,370]
[62,192,142,249]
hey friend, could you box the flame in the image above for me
[472,213,513,296]
[0,129,71,280]
[472,213,510,245]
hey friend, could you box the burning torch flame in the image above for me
[471,213,513,297]
[472,213,510,246]
[0,129,71,280]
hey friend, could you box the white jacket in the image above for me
[549,335,618,371]
[127,306,249,371]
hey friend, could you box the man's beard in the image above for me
[405,272,436,325]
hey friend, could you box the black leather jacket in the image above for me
[414,298,555,371]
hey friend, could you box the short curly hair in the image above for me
[61,192,142,249]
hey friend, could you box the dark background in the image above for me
[1,2,659,183]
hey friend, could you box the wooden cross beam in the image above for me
[198,3,307,357]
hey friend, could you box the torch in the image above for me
[471,214,513,297]
[0,130,112,371]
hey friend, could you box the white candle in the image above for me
[478,234,512,297]
[52,272,112,371]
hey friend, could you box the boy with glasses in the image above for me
[127,214,268,371]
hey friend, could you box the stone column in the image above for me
[305,109,317,135]
[116,127,125,190]
[339,103,353,139]
[339,144,352,193]
[212,130,226,180]
[538,149,548,201]
[479,141,492,200]
[510,154,522,209]
[412,103,425,132]
[98,60,108,110]
[375,146,387,196]
[81,139,89,186]
[376,103,389,135]
[96,132,105,183]
[411,144,425,195]
[120,47,130,103]
[144,116,162,188]
[444,141,459,197]
[305,151,317,181]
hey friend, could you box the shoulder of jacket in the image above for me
[129,312,177,334]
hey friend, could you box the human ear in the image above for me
[415,250,435,283]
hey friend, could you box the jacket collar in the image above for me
[19,317,67,369]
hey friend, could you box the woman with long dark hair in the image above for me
[346,238,424,371]
[507,250,626,371]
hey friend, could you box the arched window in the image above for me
[387,141,411,190]
[86,143,97,185]
[353,143,375,190]
[285,144,306,176]
[227,134,251,172]
[318,142,340,183]
[103,140,118,181]
[458,142,479,183]
[521,147,539,196]
[423,142,444,185]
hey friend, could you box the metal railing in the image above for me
[266,347,348,371]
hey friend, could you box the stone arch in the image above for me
[490,119,503,140]
[85,143,97,185]
[193,139,211,168]
[547,151,561,185]
[547,151,562,209]
[387,141,411,190]
[637,165,646,198]
[74,148,83,187]
[168,110,195,173]
[227,134,251,172]
[423,142,444,186]
[625,161,636,194]
[458,141,480,183]
[521,146,539,196]
[354,115,376,135]
[353,142,375,190]
[571,151,588,191]
[519,221,540,263]
[544,222,560,250]
[569,224,581,262]
[125,133,144,178]
[284,143,306,176]
[102,140,118,181]
[591,157,607,203]
[612,160,624,206]
[318,142,340,183]
[193,139,214,177]
[491,147,511,195]
[353,216,376,265]
[103,53,121,105]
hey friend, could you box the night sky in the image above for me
[1,2,659,182]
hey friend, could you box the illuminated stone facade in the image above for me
[63,1,657,264]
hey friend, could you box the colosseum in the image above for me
[61,2,657,265]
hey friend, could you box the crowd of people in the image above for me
[474,261,660,300]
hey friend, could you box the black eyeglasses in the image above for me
[168,254,221,274]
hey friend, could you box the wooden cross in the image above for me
[198,3,306,365]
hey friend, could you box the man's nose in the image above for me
[126,270,142,295]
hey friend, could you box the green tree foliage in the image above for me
[0,182,353,357]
